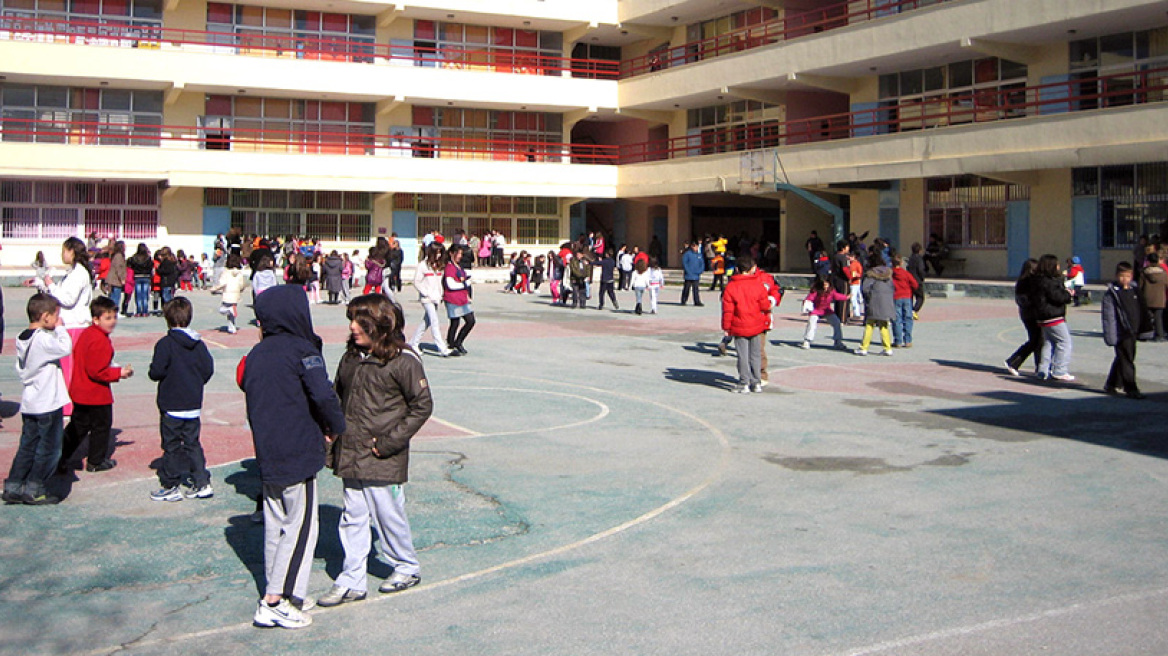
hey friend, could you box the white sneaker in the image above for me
[800,341,810,350]
[150,486,182,502]
[1004,360,1020,377]
[253,599,311,629]
[759,379,769,388]
[1051,374,1075,382]
[182,484,213,499]
[227,325,238,334]
[881,349,894,356]
[750,383,763,393]
[854,349,869,356]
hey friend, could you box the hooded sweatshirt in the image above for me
[15,325,72,415]
[1141,265,1166,310]
[148,328,214,416]
[240,285,345,486]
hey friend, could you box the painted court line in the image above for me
[837,586,1168,655]
[87,373,732,654]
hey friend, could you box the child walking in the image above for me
[631,258,650,315]
[3,294,72,505]
[855,252,895,356]
[801,277,848,350]
[212,254,249,334]
[317,294,434,607]
[239,285,345,629]
[59,297,133,473]
[647,257,664,314]
[891,256,920,348]
[1101,262,1144,399]
[148,298,216,501]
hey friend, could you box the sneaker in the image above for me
[316,585,367,608]
[800,341,810,350]
[150,486,183,502]
[1004,360,1020,377]
[904,343,913,349]
[378,572,421,594]
[913,312,919,321]
[183,484,214,499]
[732,385,750,394]
[291,596,316,611]
[253,598,311,629]
[227,325,238,334]
[759,379,769,388]
[854,349,869,356]
[1103,386,1121,395]
[22,493,61,505]
[85,459,117,473]
[2,490,23,504]
[717,342,728,356]
[249,510,265,524]
[881,349,894,356]
[750,383,763,393]
[834,342,848,351]
[1051,374,1075,382]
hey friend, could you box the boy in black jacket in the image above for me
[149,297,215,502]
[239,285,345,629]
[1102,262,1144,399]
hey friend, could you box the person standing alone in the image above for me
[721,255,772,394]
[680,242,705,307]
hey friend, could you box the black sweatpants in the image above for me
[681,280,702,306]
[61,403,114,468]
[598,282,618,309]
[1106,336,1139,394]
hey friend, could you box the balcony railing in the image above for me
[620,0,957,78]
[0,117,622,163]
[618,66,1168,162]
[0,14,621,79]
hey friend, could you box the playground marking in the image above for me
[87,372,731,654]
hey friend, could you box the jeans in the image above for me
[158,414,209,488]
[634,287,645,308]
[134,277,151,315]
[734,334,762,386]
[108,286,122,311]
[849,284,864,319]
[4,409,64,498]
[161,285,175,305]
[804,313,843,345]
[410,301,448,353]
[1037,320,1073,377]
[893,298,914,345]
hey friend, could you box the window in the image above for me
[1076,162,1168,248]
[924,175,1027,248]
[205,3,375,62]
[409,107,563,161]
[0,0,161,24]
[202,95,374,154]
[0,83,162,145]
[395,193,561,245]
[214,187,372,241]
[687,100,782,155]
[415,20,565,76]
[1,178,158,239]
[1068,28,1168,110]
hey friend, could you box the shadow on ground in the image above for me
[664,368,738,391]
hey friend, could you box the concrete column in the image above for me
[666,195,691,266]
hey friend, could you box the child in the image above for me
[532,255,545,292]
[631,258,650,315]
[647,257,664,314]
[32,251,48,281]
[211,254,249,334]
[239,285,345,629]
[252,254,278,297]
[708,253,726,292]
[801,277,848,350]
[855,252,895,356]
[848,253,865,323]
[317,294,434,607]
[1141,252,1166,341]
[1101,262,1144,399]
[148,298,215,501]
[59,297,133,473]
[1067,257,1086,307]
[891,256,920,348]
[721,254,772,394]
[3,294,72,505]
[594,250,619,311]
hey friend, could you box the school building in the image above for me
[0,0,1165,279]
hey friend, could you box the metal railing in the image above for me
[0,14,621,79]
[620,0,956,78]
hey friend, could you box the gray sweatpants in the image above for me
[336,479,420,593]
[263,477,319,600]
[734,335,762,386]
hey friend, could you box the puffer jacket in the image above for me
[861,266,895,321]
[1141,265,1166,309]
[329,347,433,484]
[1029,275,1072,324]
[721,270,772,337]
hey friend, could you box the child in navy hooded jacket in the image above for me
[239,284,345,629]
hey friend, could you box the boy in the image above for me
[239,285,345,629]
[4,294,72,505]
[1067,256,1086,306]
[721,255,773,394]
[59,297,132,473]
[148,297,215,502]
[1101,262,1144,400]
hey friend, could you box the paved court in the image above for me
[0,281,1166,655]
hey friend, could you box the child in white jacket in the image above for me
[211,254,250,334]
[409,244,452,357]
[647,257,665,314]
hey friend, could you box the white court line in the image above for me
[84,372,732,654]
[836,587,1168,655]
[427,416,482,437]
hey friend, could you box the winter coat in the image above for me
[1029,275,1072,324]
[156,258,178,288]
[40,264,93,329]
[128,253,153,279]
[804,288,848,316]
[1014,275,1038,321]
[907,253,927,282]
[721,270,772,337]
[861,266,895,321]
[682,249,705,280]
[15,325,72,415]
[214,268,249,304]
[414,262,444,303]
[252,269,277,296]
[1102,282,1141,346]
[1141,266,1166,309]
[107,252,127,289]
[239,285,345,487]
[329,348,433,484]
[322,256,345,293]
[148,328,214,414]
[69,324,123,406]
[892,268,920,300]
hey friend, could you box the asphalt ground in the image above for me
[0,280,1166,655]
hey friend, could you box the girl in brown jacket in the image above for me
[317,294,434,607]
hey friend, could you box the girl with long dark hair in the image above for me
[1004,259,1043,376]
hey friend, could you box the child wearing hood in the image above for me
[855,251,895,356]
[238,285,345,629]
[1141,252,1166,341]
[148,297,215,502]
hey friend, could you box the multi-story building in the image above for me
[1,0,1165,279]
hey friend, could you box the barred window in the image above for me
[221,187,372,241]
[1,178,158,240]
[925,175,1027,248]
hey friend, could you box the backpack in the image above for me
[365,260,383,285]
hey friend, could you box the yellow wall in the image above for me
[781,191,835,272]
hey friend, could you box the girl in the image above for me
[211,254,249,334]
[176,250,195,292]
[547,251,562,302]
[363,248,384,295]
[252,254,278,296]
[1031,254,1075,381]
[531,255,545,292]
[317,294,433,607]
[855,251,895,356]
[515,251,531,294]
[410,243,453,357]
[31,251,48,281]
[35,237,93,414]
[631,258,650,315]
[106,241,127,313]
[505,253,519,292]
[801,276,848,350]
[1005,259,1043,376]
[323,251,344,305]
[156,247,178,309]
[127,243,154,317]
[444,245,476,355]
[386,238,404,293]
[478,235,492,267]
[647,257,664,314]
[308,254,323,304]
[340,253,353,305]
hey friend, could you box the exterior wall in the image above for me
[1029,169,1074,265]
[782,191,836,272]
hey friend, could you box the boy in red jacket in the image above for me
[59,297,133,473]
[891,256,920,348]
[721,254,773,394]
